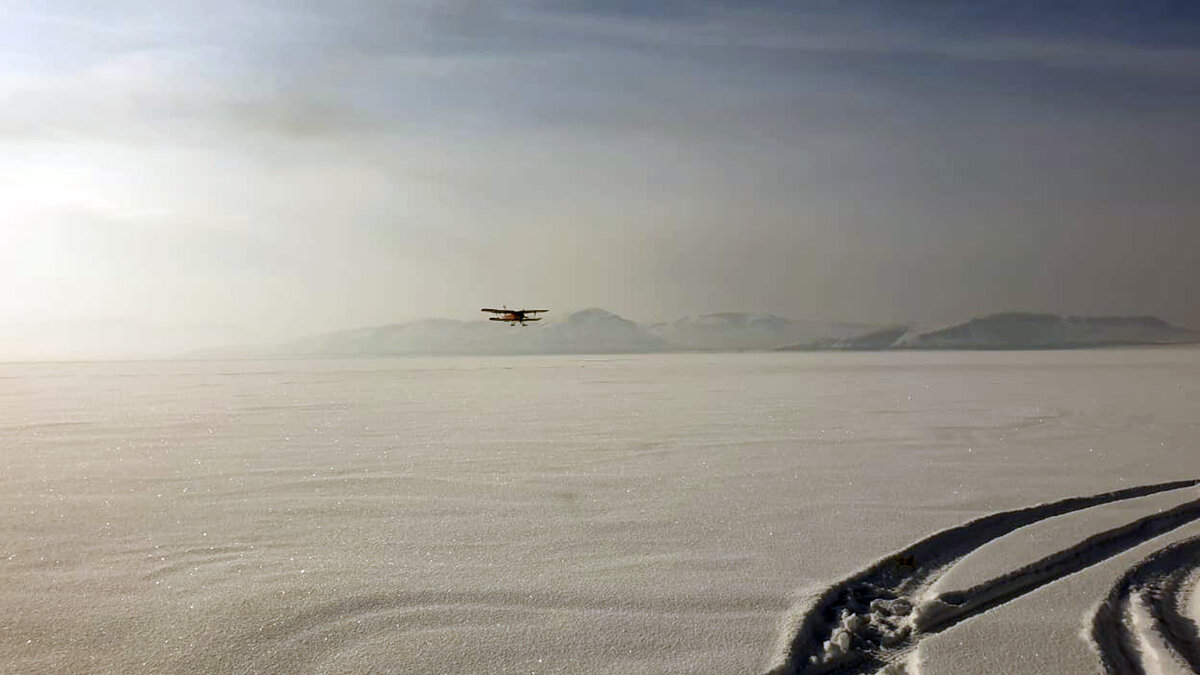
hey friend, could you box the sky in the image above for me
[3,0,1199,354]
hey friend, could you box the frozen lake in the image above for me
[3,349,1199,673]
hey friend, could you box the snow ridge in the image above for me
[764,479,1200,675]
[1090,536,1200,674]
[914,498,1200,632]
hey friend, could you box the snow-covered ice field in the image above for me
[2,349,1199,674]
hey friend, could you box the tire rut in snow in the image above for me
[1090,535,1200,674]
[765,479,1200,675]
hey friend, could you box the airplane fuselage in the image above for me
[481,307,546,326]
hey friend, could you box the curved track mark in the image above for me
[1091,536,1200,674]
[764,479,1200,675]
[915,498,1200,635]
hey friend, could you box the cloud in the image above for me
[2,0,1199,349]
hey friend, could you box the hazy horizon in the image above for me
[5,305,1199,363]
[4,1,1199,357]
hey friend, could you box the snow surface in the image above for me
[928,489,1200,595]
[2,348,1199,673]
[1191,568,1200,630]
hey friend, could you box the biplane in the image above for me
[481,307,548,326]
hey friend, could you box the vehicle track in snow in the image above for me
[1090,535,1200,674]
[764,479,1200,675]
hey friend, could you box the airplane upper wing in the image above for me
[480,308,508,313]
[524,309,549,314]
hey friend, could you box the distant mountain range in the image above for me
[785,312,1200,351]
[266,308,676,356]
[193,310,1199,359]
[201,309,849,358]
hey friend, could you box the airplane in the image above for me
[481,306,548,326]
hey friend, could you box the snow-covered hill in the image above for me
[217,308,675,357]
[491,308,676,354]
[275,319,497,356]
[787,313,1200,351]
[785,324,912,351]
[646,313,871,351]
[187,311,1200,360]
